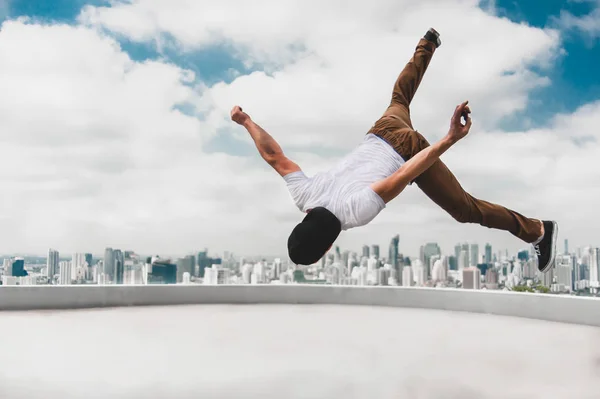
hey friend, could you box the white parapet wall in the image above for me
[1,284,599,327]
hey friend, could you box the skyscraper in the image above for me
[484,244,492,265]
[114,250,124,284]
[47,249,59,279]
[420,243,441,278]
[72,253,88,281]
[197,250,210,278]
[360,245,369,258]
[176,256,195,283]
[59,261,72,285]
[388,235,399,267]
[371,245,380,259]
[10,258,27,277]
[462,267,481,289]
[454,244,462,262]
[458,250,468,270]
[402,266,413,287]
[448,256,457,271]
[564,239,569,255]
[104,248,114,281]
[470,244,479,267]
[589,247,599,288]
[555,255,573,292]
[389,234,400,283]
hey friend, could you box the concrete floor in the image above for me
[0,304,599,399]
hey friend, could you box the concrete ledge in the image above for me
[1,285,599,326]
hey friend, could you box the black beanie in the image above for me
[287,207,342,265]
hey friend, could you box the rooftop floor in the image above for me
[1,304,599,398]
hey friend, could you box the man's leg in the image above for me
[369,30,439,134]
[396,129,543,243]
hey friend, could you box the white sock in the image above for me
[531,221,544,246]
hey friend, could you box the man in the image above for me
[230,28,558,271]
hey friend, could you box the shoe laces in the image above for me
[533,245,541,257]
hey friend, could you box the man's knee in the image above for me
[449,206,471,224]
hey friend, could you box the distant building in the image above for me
[402,266,413,287]
[470,244,479,267]
[114,250,124,284]
[484,244,492,264]
[104,248,114,281]
[463,267,481,290]
[176,256,195,283]
[485,268,499,289]
[420,243,441,278]
[371,245,380,259]
[148,260,176,284]
[362,245,370,258]
[10,258,27,277]
[47,249,59,279]
[59,261,72,285]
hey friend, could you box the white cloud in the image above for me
[0,1,597,260]
[553,0,600,40]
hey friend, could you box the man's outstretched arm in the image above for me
[230,106,300,177]
[371,101,472,203]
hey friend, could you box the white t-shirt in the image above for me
[283,134,405,230]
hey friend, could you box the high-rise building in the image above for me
[470,244,479,267]
[589,247,599,288]
[148,259,177,284]
[59,261,72,285]
[402,266,413,287]
[197,250,211,278]
[485,268,499,289]
[176,255,195,283]
[113,250,124,284]
[484,244,492,264]
[388,235,399,267]
[555,255,573,292]
[420,243,441,278]
[461,243,470,264]
[47,249,59,279]
[9,258,27,277]
[448,256,457,271]
[72,253,88,282]
[412,259,426,286]
[371,245,380,259]
[517,250,529,262]
[362,245,370,258]
[431,259,446,283]
[273,258,282,280]
[462,267,481,290]
[454,244,462,263]
[458,250,468,270]
[104,248,114,281]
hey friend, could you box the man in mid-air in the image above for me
[231,28,558,271]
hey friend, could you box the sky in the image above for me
[0,0,599,260]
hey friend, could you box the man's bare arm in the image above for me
[371,101,473,203]
[231,106,301,177]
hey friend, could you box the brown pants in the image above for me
[368,38,540,244]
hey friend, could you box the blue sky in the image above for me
[493,0,600,129]
[1,0,598,156]
[3,0,598,131]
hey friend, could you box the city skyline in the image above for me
[0,236,581,262]
[0,2,599,256]
[2,237,598,299]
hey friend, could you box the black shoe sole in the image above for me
[539,221,558,273]
[424,28,441,48]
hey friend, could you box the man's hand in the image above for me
[231,105,250,126]
[446,101,472,143]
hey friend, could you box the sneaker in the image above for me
[533,220,558,273]
[424,28,442,48]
